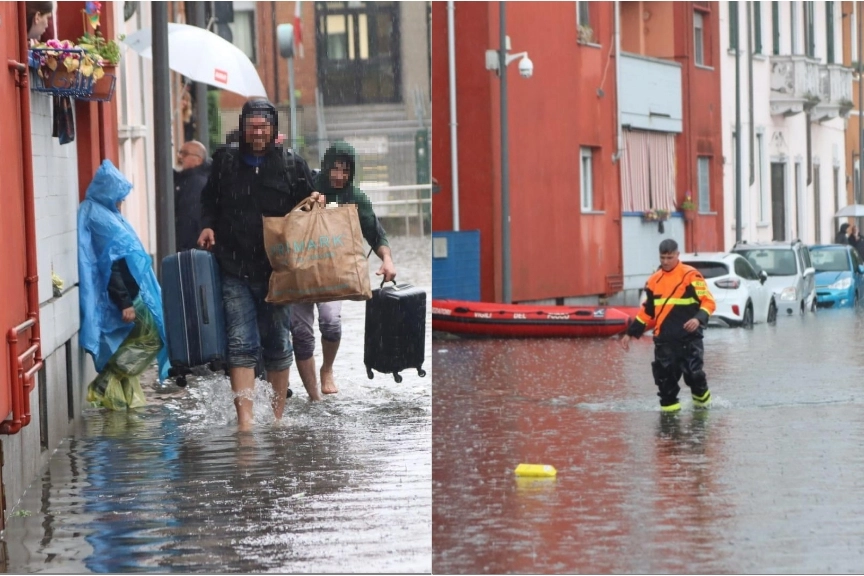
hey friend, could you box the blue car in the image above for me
[810,244,864,309]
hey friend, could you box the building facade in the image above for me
[0,1,121,524]
[720,1,852,249]
[432,1,724,305]
[843,1,864,214]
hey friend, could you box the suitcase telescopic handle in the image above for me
[199,285,210,324]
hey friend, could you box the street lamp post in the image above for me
[486,1,533,303]
[499,2,511,304]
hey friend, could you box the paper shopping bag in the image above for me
[263,198,372,304]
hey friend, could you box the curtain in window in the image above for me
[622,130,676,212]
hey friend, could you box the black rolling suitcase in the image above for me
[364,282,427,383]
[161,249,228,387]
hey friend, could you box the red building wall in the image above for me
[432,1,498,301]
[674,3,725,253]
[0,1,30,422]
[432,1,623,303]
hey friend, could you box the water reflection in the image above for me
[434,311,864,573]
[5,236,431,574]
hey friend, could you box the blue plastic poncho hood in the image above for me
[78,160,170,381]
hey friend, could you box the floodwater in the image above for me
[4,236,431,574]
[433,309,864,574]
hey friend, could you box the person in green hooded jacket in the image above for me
[289,141,396,399]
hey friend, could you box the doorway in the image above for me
[771,162,786,241]
[315,1,401,106]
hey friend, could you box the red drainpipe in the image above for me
[1,2,43,434]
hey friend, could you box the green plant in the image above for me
[680,190,696,211]
[77,31,122,66]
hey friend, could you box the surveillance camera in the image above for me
[518,56,534,78]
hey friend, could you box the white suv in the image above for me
[681,252,778,327]
[731,241,817,316]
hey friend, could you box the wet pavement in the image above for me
[433,309,864,574]
[4,236,431,573]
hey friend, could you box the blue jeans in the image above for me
[222,274,293,371]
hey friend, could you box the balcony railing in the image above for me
[769,55,821,116]
[813,63,854,121]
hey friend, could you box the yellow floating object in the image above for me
[514,463,557,478]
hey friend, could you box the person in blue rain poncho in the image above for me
[78,160,170,410]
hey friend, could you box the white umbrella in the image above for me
[123,23,267,98]
[834,204,864,218]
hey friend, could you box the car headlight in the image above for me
[779,287,798,301]
[829,278,853,290]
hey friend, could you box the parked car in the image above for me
[731,240,817,316]
[680,252,777,327]
[809,244,864,309]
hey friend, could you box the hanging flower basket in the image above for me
[79,64,116,102]
[679,191,697,223]
[29,44,99,99]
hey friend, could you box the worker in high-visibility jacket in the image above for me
[621,238,716,412]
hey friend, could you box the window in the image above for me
[698,156,711,212]
[578,1,591,28]
[757,133,766,221]
[791,1,799,54]
[580,147,594,211]
[694,11,705,65]
[621,131,676,212]
[826,2,835,64]
[753,2,762,54]
[852,247,863,270]
[814,163,821,242]
[689,261,730,278]
[804,1,815,57]
[735,257,759,280]
[729,1,739,51]
[801,246,813,270]
[577,1,595,43]
[771,162,786,241]
[229,2,256,63]
[856,159,861,204]
[795,162,802,238]
[834,166,840,217]
[772,2,780,55]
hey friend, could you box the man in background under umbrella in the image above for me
[173,140,210,252]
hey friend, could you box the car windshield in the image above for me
[685,261,729,279]
[737,249,798,276]
[810,248,850,272]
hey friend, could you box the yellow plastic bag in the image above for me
[87,297,161,411]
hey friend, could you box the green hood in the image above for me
[316,141,357,197]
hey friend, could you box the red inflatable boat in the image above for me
[432,299,642,338]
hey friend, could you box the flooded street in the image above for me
[433,310,864,574]
[4,236,431,574]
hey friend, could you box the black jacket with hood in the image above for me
[200,100,316,282]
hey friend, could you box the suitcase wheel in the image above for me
[175,375,188,388]
[393,372,403,384]
[417,368,426,378]
[366,366,374,380]
[286,388,293,399]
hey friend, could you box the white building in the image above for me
[720,1,852,249]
